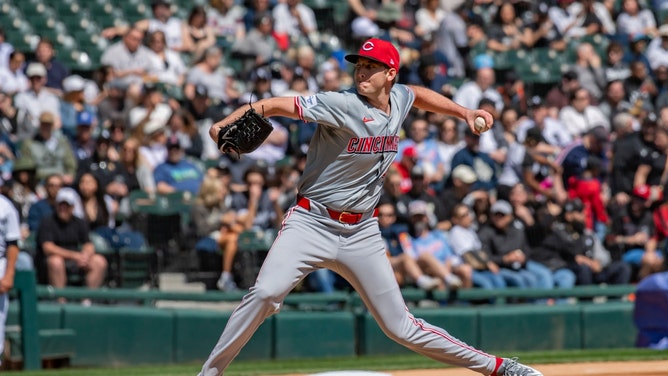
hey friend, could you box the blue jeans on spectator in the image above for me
[552,267,576,288]
[570,261,632,285]
[498,268,536,288]
[526,260,554,289]
[308,269,337,293]
[472,270,506,289]
[594,221,608,242]
[623,248,665,266]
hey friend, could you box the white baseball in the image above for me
[474,116,487,132]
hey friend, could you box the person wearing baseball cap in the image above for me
[344,38,401,72]
[200,36,540,376]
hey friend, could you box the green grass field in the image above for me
[8,348,668,376]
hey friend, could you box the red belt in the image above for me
[296,196,378,225]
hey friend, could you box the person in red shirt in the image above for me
[392,145,418,194]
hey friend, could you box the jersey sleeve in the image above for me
[294,91,350,128]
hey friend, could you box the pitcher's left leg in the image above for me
[333,220,500,375]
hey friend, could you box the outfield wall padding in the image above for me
[172,309,273,363]
[274,311,356,359]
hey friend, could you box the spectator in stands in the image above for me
[17,112,76,185]
[207,0,247,44]
[438,164,484,229]
[546,70,581,114]
[478,200,554,289]
[166,108,203,160]
[435,116,464,179]
[380,168,409,225]
[27,174,62,234]
[6,158,39,224]
[14,63,61,133]
[70,111,97,163]
[569,43,607,101]
[0,26,12,70]
[646,25,668,73]
[78,131,129,203]
[399,166,448,230]
[414,0,444,42]
[433,4,468,78]
[392,145,418,194]
[406,200,470,289]
[153,135,204,195]
[604,42,631,83]
[616,0,658,38]
[231,164,283,231]
[119,137,151,193]
[599,80,632,123]
[272,162,300,213]
[96,79,132,127]
[523,1,566,51]
[77,172,116,233]
[624,60,657,113]
[450,127,498,192]
[147,30,188,87]
[137,105,172,172]
[398,117,444,186]
[453,57,503,113]
[633,124,668,207]
[183,46,240,109]
[558,125,610,190]
[0,51,28,95]
[60,75,98,140]
[448,203,506,290]
[186,6,217,62]
[555,199,631,285]
[100,28,158,90]
[642,189,668,279]
[103,0,191,53]
[37,188,107,297]
[610,116,658,203]
[243,0,273,32]
[516,95,572,148]
[486,2,529,53]
[624,34,654,79]
[607,186,655,279]
[559,88,610,137]
[521,127,565,202]
[232,14,279,75]
[28,38,69,95]
[192,174,241,291]
[378,200,440,291]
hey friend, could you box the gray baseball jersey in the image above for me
[199,85,500,376]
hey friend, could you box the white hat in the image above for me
[451,165,477,184]
[143,104,172,135]
[26,62,47,77]
[408,200,429,217]
[659,24,668,37]
[62,75,86,92]
[56,187,79,206]
[490,200,513,216]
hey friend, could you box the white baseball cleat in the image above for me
[499,357,543,376]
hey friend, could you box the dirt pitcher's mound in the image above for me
[287,360,668,376]
[390,360,668,376]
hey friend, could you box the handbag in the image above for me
[461,249,490,271]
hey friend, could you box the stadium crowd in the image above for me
[0,0,667,297]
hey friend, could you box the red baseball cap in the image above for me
[345,38,400,70]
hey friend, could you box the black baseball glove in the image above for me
[217,105,273,159]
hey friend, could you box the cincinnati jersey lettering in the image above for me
[346,136,400,154]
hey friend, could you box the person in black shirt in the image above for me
[545,199,631,285]
[37,188,107,293]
